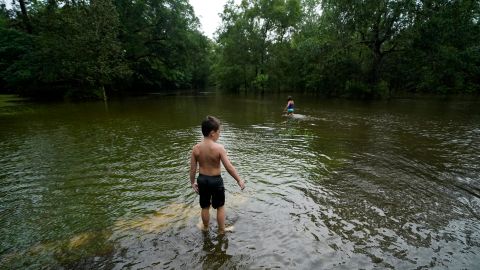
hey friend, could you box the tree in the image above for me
[35,0,129,99]
[114,0,209,91]
[215,0,301,92]
[320,0,416,96]
[1,0,210,99]
[18,0,33,33]
[405,0,480,94]
[0,4,34,93]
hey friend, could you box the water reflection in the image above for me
[200,232,232,269]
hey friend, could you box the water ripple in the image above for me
[1,97,479,269]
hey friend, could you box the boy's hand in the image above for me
[191,183,199,193]
[238,180,245,190]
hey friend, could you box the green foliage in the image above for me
[345,80,370,98]
[0,3,8,28]
[213,0,479,97]
[253,73,268,90]
[1,0,478,99]
[115,0,209,91]
[34,0,130,98]
[0,26,34,93]
[404,0,480,94]
[0,0,211,99]
[214,0,302,92]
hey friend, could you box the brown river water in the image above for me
[0,93,479,269]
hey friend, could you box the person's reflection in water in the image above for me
[201,231,232,268]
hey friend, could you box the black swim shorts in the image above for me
[197,174,225,209]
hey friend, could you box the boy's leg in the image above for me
[216,206,225,232]
[201,207,210,227]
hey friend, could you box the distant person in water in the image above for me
[284,96,295,115]
[190,116,245,233]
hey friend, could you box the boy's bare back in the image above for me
[192,140,224,176]
[190,116,245,196]
[192,139,242,186]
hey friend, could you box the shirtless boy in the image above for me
[190,116,245,233]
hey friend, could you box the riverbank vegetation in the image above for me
[0,0,210,100]
[1,0,479,99]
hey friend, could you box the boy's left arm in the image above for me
[190,148,199,193]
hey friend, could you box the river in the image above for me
[0,93,479,269]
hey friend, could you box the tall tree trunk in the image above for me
[101,86,107,102]
[18,0,32,33]
[371,42,383,85]
[102,86,109,112]
[243,65,247,91]
[47,0,57,11]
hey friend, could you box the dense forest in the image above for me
[0,0,479,99]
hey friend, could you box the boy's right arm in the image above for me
[219,146,245,190]
[190,146,199,193]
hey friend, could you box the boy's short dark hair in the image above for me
[201,116,221,137]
